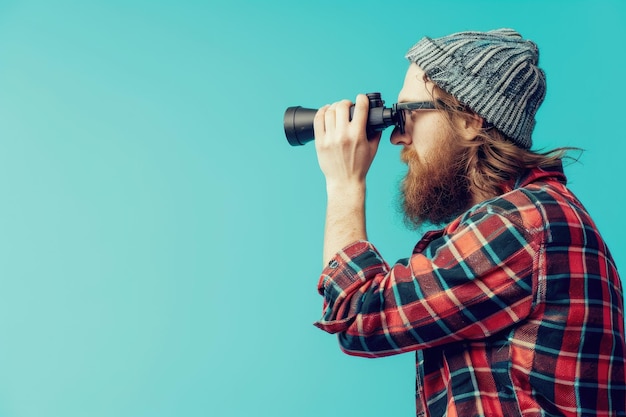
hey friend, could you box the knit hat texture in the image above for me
[405,28,545,149]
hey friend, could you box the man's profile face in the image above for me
[393,64,473,228]
[391,64,449,163]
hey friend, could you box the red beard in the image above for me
[399,142,472,229]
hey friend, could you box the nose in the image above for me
[390,126,411,146]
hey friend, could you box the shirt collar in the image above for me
[510,161,567,191]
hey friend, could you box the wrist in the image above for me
[325,179,366,197]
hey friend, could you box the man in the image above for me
[312,29,625,416]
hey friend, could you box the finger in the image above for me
[314,104,329,139]
[324,102,337,136]
[334,99,352,132]
[350,94,369,128]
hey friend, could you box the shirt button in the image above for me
[328,259,339,269]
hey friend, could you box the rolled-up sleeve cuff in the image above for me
[314,240,389,333]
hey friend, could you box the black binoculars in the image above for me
[283,92,405,146]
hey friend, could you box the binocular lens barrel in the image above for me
[283,93,400,146]
[283,106,318,146]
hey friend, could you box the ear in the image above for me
[456,112,484,141]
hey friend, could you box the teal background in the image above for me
[0,1,624,416]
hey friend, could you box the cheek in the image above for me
[411,115,447,158]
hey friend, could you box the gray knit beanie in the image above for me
[405,28,545,149]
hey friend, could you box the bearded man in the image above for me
[311,29,625,416]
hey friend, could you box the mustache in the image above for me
[400,148,419,164]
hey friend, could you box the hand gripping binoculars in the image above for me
[283,92,405,146]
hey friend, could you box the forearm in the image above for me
[312,94,379,266]
[322,181,367,266]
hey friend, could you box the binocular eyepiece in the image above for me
[283,92,404,146]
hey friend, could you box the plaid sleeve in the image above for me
[314,204,542,357]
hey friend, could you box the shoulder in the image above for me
[456,176,593,248]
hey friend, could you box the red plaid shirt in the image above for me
[315,164,625,416]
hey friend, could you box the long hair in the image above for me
[429,79,580,198]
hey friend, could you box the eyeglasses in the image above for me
[392,100,443,134]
